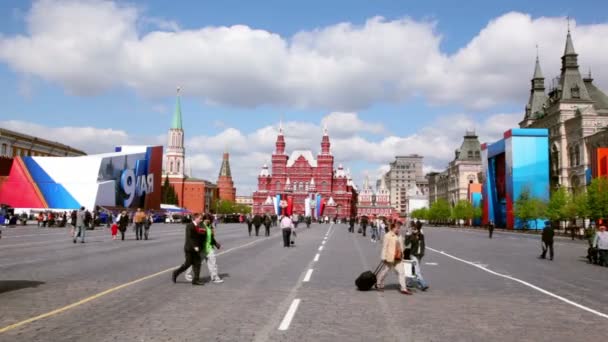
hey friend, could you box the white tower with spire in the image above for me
[166,87,185,179]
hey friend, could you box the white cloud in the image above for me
[2,2,606,110]
[321,112,384,137]
[0,120,129,153]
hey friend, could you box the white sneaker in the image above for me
[212,278,224,284]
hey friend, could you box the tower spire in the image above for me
[558,25,591,101]
[172,87,183,129]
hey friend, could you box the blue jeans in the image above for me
[75,225,86,242]
[409,256,428,289]
[371,227,379,240]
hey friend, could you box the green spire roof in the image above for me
[172,87,183,129]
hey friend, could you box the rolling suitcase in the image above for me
[355,262,384,291]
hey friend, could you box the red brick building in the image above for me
[217,152,236,201]
[163,89,218,213]
[252,126,357,218]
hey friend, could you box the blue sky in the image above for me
[1,0,607,194]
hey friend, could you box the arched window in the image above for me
[170,161,174,173]
[305,182,309,192]
[177,160,181,173]
[551,145,559,175]
[276,181,281,190]
[321,181,328,192]
[299,182,304,191]
[575,145,581,166]
[475,151,480,158]
[468,151,473,158]
[1,144,6,156]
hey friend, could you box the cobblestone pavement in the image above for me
[0,223,607,341]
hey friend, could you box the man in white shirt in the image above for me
[280,215,295,247]
[594,225,608,267]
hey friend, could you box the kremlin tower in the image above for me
[217,152,236,201]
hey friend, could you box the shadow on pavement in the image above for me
[0,280,45,294]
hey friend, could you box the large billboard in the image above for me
[0,146,162,210]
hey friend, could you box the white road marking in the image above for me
[321,241,326,245]
[424,262,438,266]
[278,299,301,331]
[303,269,314,282]
[428,247,608,320]
[318,246,323,251]
[313,254,320,262]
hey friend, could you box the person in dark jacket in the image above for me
[407,228,429,291]
[246,214,253,236]
[360,216,368,236]
[349,216,355,233]
[263,214,272,236]
[172,214,206,285]
[118,211,129,241]
[252,214,262,237]
[540,223,555,260]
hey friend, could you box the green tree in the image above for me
[546,187,568,224]
[411,207,428,220]
[429,199,451,224]
[161,175,179,205]
[451,200,474,226]
[574,192,590,228]
[587,177,608,223]
[514,188,546,229]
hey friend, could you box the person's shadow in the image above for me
[0,280,45,294]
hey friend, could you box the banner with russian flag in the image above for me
[315,193,322,218]
[273,194,280,215]
[287,196,294,216]
[304,197,311,217]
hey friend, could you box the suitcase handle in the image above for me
[373,261,384,275]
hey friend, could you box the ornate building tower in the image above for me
[165,88,185,179]
[217,152,236,201]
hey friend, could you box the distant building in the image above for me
[217,152,236,202]
[357,175,393,217]
[252,125,357,218]
[162,89,218,214]
[519,29,608,192]
[384,155,428,215]
[0,128,86,158]
[428,131,483,206]
[236,195,253,210]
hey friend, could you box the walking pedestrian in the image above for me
[172,214,206,286]
[280,214,295,247]
[593,225,608,267]
[144,211,153,240]
[408,228,429,291]
[73,207,86,244]
[349,216,355,233]
[376,223,412,295]
[118,210,129,241]
[539,222,554,260]
[134,208,146,240]
[360,216,368,237]
[246,214,253,236]
[111,221,118,240]
[371,220,379,243]
[252,214,262,237]
[263,214,271,237]
[488,220,494,239]
[201,215,224,283]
